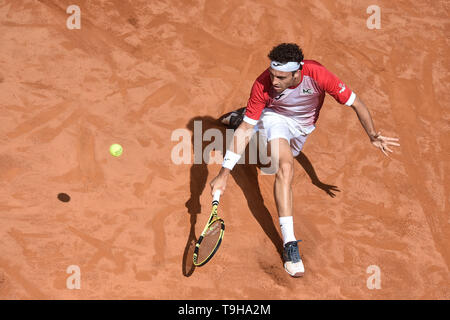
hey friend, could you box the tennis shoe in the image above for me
[219,107,246,129]
[283,240,304,277]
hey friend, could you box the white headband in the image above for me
[270,61,304,72]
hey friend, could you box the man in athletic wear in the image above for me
[210,43,400,277]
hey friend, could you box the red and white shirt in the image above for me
[243,60,356,134]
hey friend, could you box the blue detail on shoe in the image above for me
[283,240,302,263]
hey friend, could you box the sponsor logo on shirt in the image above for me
[339,83,346,93]
[274,93,285,100]
[302,88,313,94]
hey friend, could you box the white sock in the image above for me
[279,216,296,245]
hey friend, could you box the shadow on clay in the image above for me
[182,114,340,277]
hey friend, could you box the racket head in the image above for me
[193,218,225,267]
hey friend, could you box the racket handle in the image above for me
[213,190,221,203]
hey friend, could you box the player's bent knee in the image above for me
[276,162,294,183]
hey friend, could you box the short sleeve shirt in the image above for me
[243,60,356,130]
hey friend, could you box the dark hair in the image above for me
[268,43,304,64]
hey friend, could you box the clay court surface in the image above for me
[0,0,449,299]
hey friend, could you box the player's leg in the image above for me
[269,137,304,277]
[271,137,294,218]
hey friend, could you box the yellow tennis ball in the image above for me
[109,144,123,157]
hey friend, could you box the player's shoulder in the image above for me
[302,59,327,73]
[254,68,272,88]
[302,59,337,82]
[256,68,271,81]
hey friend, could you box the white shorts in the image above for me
[253,111,314,157]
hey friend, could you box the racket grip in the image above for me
[213,190,221,203]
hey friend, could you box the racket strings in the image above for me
[196,220,223,263]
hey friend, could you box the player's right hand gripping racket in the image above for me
[193,190,225,267]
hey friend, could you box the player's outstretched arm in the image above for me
[351,96,400,156]
[210,121,255,195]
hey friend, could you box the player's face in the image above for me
[269,68,300,92]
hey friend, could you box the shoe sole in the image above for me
[285,270,304,277]
[218,108,246,125]
[218,112,232,125]
[284,265,304,278]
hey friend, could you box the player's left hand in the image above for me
[371,132,400,156]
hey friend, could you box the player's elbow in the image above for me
[350,96,365,112]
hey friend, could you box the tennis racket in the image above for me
[193,190,225,267]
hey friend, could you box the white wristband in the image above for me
[222,150,241,170]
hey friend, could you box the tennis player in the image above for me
[210,43,400,277]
